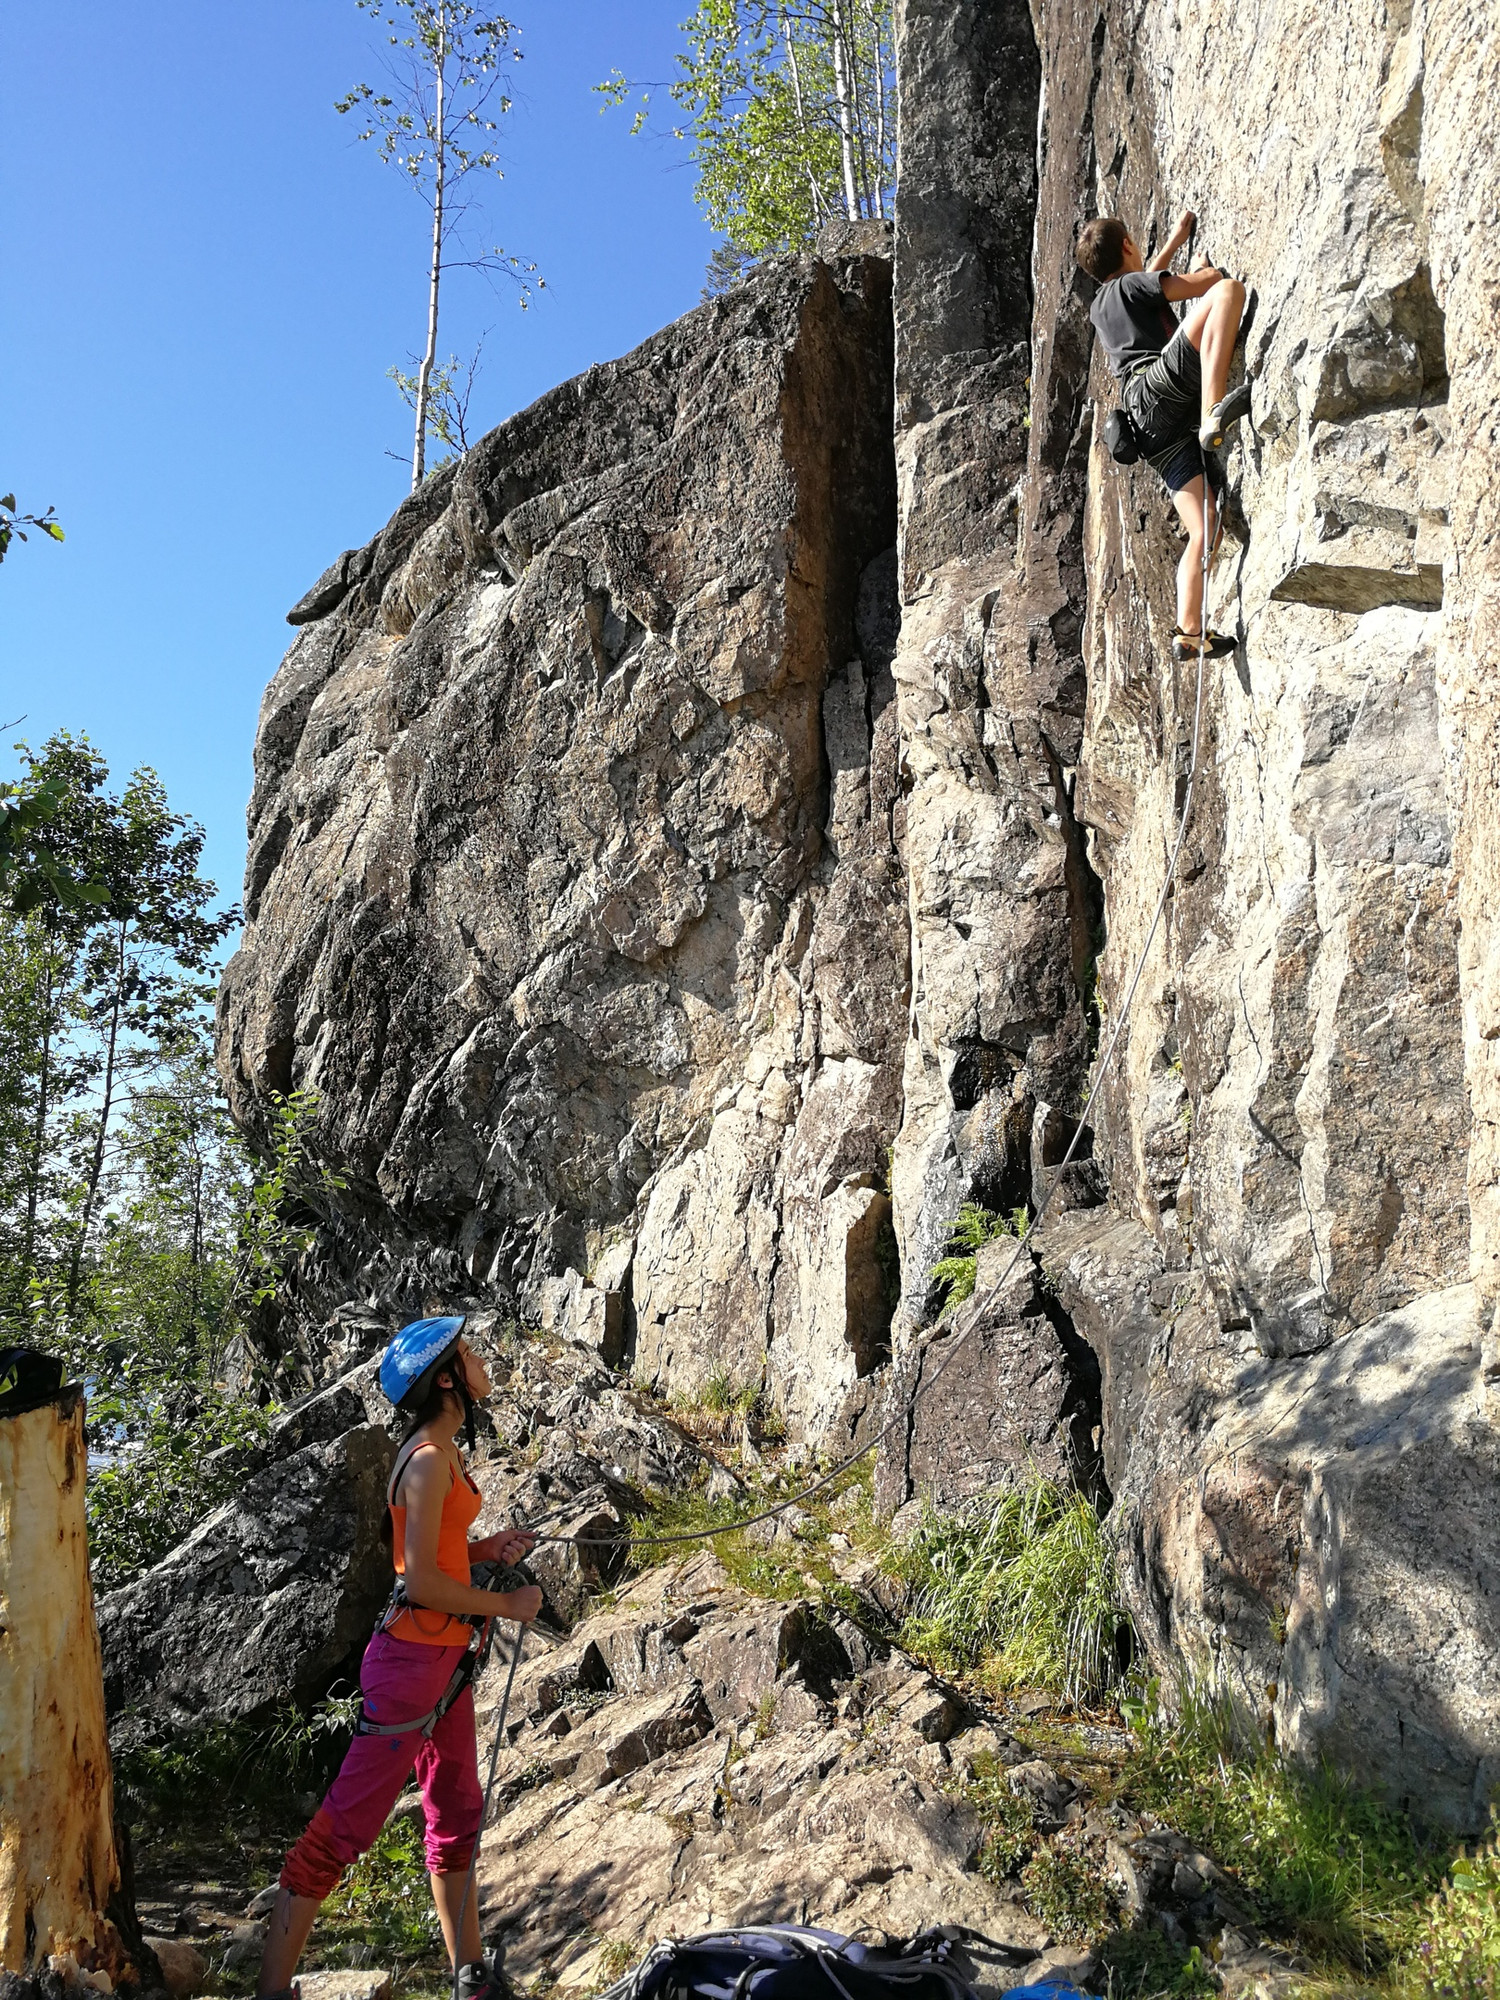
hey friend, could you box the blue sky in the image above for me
[0,2,708,911]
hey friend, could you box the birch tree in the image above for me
[600,0,895,280]
[338,3,537,490]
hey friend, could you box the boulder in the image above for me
[1044,1207,1500,1828]
[97,1426,393,1738]
[139,1942,206,2000]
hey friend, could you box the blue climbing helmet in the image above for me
[378,1315,469,1412]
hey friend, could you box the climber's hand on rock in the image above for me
[1176,208,1197,242]
[493,1582,544,1623]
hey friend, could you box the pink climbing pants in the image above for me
[279,1629,483,1899]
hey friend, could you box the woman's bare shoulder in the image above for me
[394,1437,456,1504]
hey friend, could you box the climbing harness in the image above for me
[514,435,1218,1560]
[354,1598,496,1741]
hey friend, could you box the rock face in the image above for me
[219,252,905,1442]
[218,0,1500,1827]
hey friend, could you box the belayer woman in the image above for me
[258,1316,542,2000]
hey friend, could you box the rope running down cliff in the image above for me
[523,483,1217,1556]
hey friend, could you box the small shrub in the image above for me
[88,1396,273,1590]
[328,1815,442,1960]
[930,1203,1028,1317]
[596,1938,641,1986]
[970,1778,1036,1881]
[1414,1812,1500,1999]
[894,1481,1131,1704]
[1097,1931,1216,2000]
[1021,1846,1116,1943]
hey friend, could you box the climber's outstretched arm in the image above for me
[1147,209,1196,272]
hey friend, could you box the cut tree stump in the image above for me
[0,1383,144,1987]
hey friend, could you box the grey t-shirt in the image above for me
[1090,270,1180,375]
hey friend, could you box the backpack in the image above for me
[1102,406,1144,465]
[593,1925,1076,2000]
[0,1346,65,1414]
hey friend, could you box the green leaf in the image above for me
[43,522,65,542]
[1,494,15,511]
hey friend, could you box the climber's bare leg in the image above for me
[257,1887,321,1993]
[1170,475,1217,635]
[430,1870,484,1972]
[1178,274,1246,421]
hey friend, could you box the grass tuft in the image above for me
[1125,1687,1457,1974]
[892,1480,1130,1704]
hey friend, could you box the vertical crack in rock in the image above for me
[881,0,1099,1511]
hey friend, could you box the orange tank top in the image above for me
[387,1440,483,1645]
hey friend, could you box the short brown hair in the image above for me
[1076,217,1128,282]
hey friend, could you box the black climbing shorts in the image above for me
[1123,326,1204,493]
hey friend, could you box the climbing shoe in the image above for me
[1171,627,1236,662]
[458,1957,514,2000]
[1198,380,1253,451]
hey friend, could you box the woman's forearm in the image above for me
[401,1561,510,1620]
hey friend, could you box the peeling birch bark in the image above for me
[0,1387,133,1986]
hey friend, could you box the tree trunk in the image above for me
[0,1387,139,1987]
[829,0,862,218]
[69,923,127,1315]
[846,5,875,215]
[872,7,886,218]
[412,19,448,493]
[780,8,826,224]
[22,949,56,1280]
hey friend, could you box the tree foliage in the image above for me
[0,491,64,567]
[0,738,343,1587]
[600,0,895,277]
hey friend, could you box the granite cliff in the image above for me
[212,0,1499,1830]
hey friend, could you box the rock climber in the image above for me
[257,1316,542,2000]
[1076,209,1251,662]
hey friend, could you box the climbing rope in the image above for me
[449,1616,524,2000]
[518,447,1217,1558]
